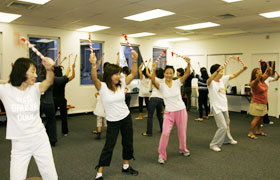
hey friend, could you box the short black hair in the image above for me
[200,67,209,80]
[210,64,221,74]
[122,66,130,75]
[54,66,63,77]
[9,57,37,86]
[142,66,150,78]
[103,62,110,70]
[164,65,175,73]
[176,68,185,76]
[156,68,164,79]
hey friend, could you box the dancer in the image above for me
[92,92,106,139]
[90,51,139,180]
[142,67,164,136]
[151,57,191,164]
[122,66,132,108]
[53,59,76,136]
[208,63,247,152]
[135,63,151,120]
[0,57,57,180]
[248,64,272,139]
[195,67,209,121]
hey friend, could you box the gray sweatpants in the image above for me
[210,111,234,148]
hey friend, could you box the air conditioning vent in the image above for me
[216,13,236,19]
[7,1,36,9]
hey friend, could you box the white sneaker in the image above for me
[158,157,165,164]
[230,140,238,145]
[210,146,221,152]
[269,121,274,125]
[180,151,191,157]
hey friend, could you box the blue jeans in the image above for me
[146,97,164,135]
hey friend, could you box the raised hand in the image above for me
[89,53,97,65]
[152,61,158,71]
[184,57,190,64]
[42,57,55,71]
[131,50,138,61]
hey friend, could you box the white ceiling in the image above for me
[1,0,280,41]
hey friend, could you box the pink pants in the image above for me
[158,108,189,160]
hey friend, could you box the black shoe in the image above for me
[122,166,139,176]
[95,176,103,180]
[95,132,101,140]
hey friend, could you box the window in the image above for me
[28,36,59,74]
[119,45,143,79]
[153,48,167,69]
[80,40,103,85]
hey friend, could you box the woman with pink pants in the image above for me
[151,57,191,164]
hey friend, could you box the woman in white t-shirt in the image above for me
[0,57,57,180]
[135,63,151,120]
[151,57,191,164]
[207,63,247,152]
[89,51,139,180]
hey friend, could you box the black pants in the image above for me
[125,93,132,108]
[138,97,149,113]
[97,114,134,167]
[146,97,163,135]
[54,98,68,134]
[263,103,270,124]
[183,87,192,110]
[40,103,57,144]
[198,90,208,118]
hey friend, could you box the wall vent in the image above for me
[7,1,36,9]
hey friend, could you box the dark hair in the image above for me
[103,62,110,70]
[9,58,37,86]
[122,66,130,75]
[164,65,175,73]
[176,68,184,76]
[250,68,260,82]
[200,67,209,80]
[156,68,164,79]
[54,66,63,77]
[142,66,150,78]
[103,64,122,91]
[210,64,221,74]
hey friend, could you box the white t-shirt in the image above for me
[99,77,130,121]
[139,76,151,97]
[208,75,230,114]
[150,78,163,99]
[0,83,45,139]
[265,76,274,87]
[159,79,185,112]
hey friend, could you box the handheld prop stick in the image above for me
[20,37,45,59]
[88,33,94,54]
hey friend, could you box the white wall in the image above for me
[174,33,280,117]
[0,23,174,114]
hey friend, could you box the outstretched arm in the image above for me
[97,53,104,69]
[269,71,280,82]
[145,61,152,79]
[89,53,101,90]
[138,62,144,80]
[262,63,272,81]
[125,50,138,85]
[39,57,55,93]
[68,61,76,82]
[151,61,160,89]
[229,64,248,80]
[180,57,191,84]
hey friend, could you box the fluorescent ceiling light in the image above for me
[17,0,51,5]
[222,0,243,3]
[0,12,21,23]
[214,31,247,36]
[176,22,220,30]
[127,32,156,37]
[77,25,110,32]
[160,38,189,42]
[259,11,280,18]
[124,9,175,22]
